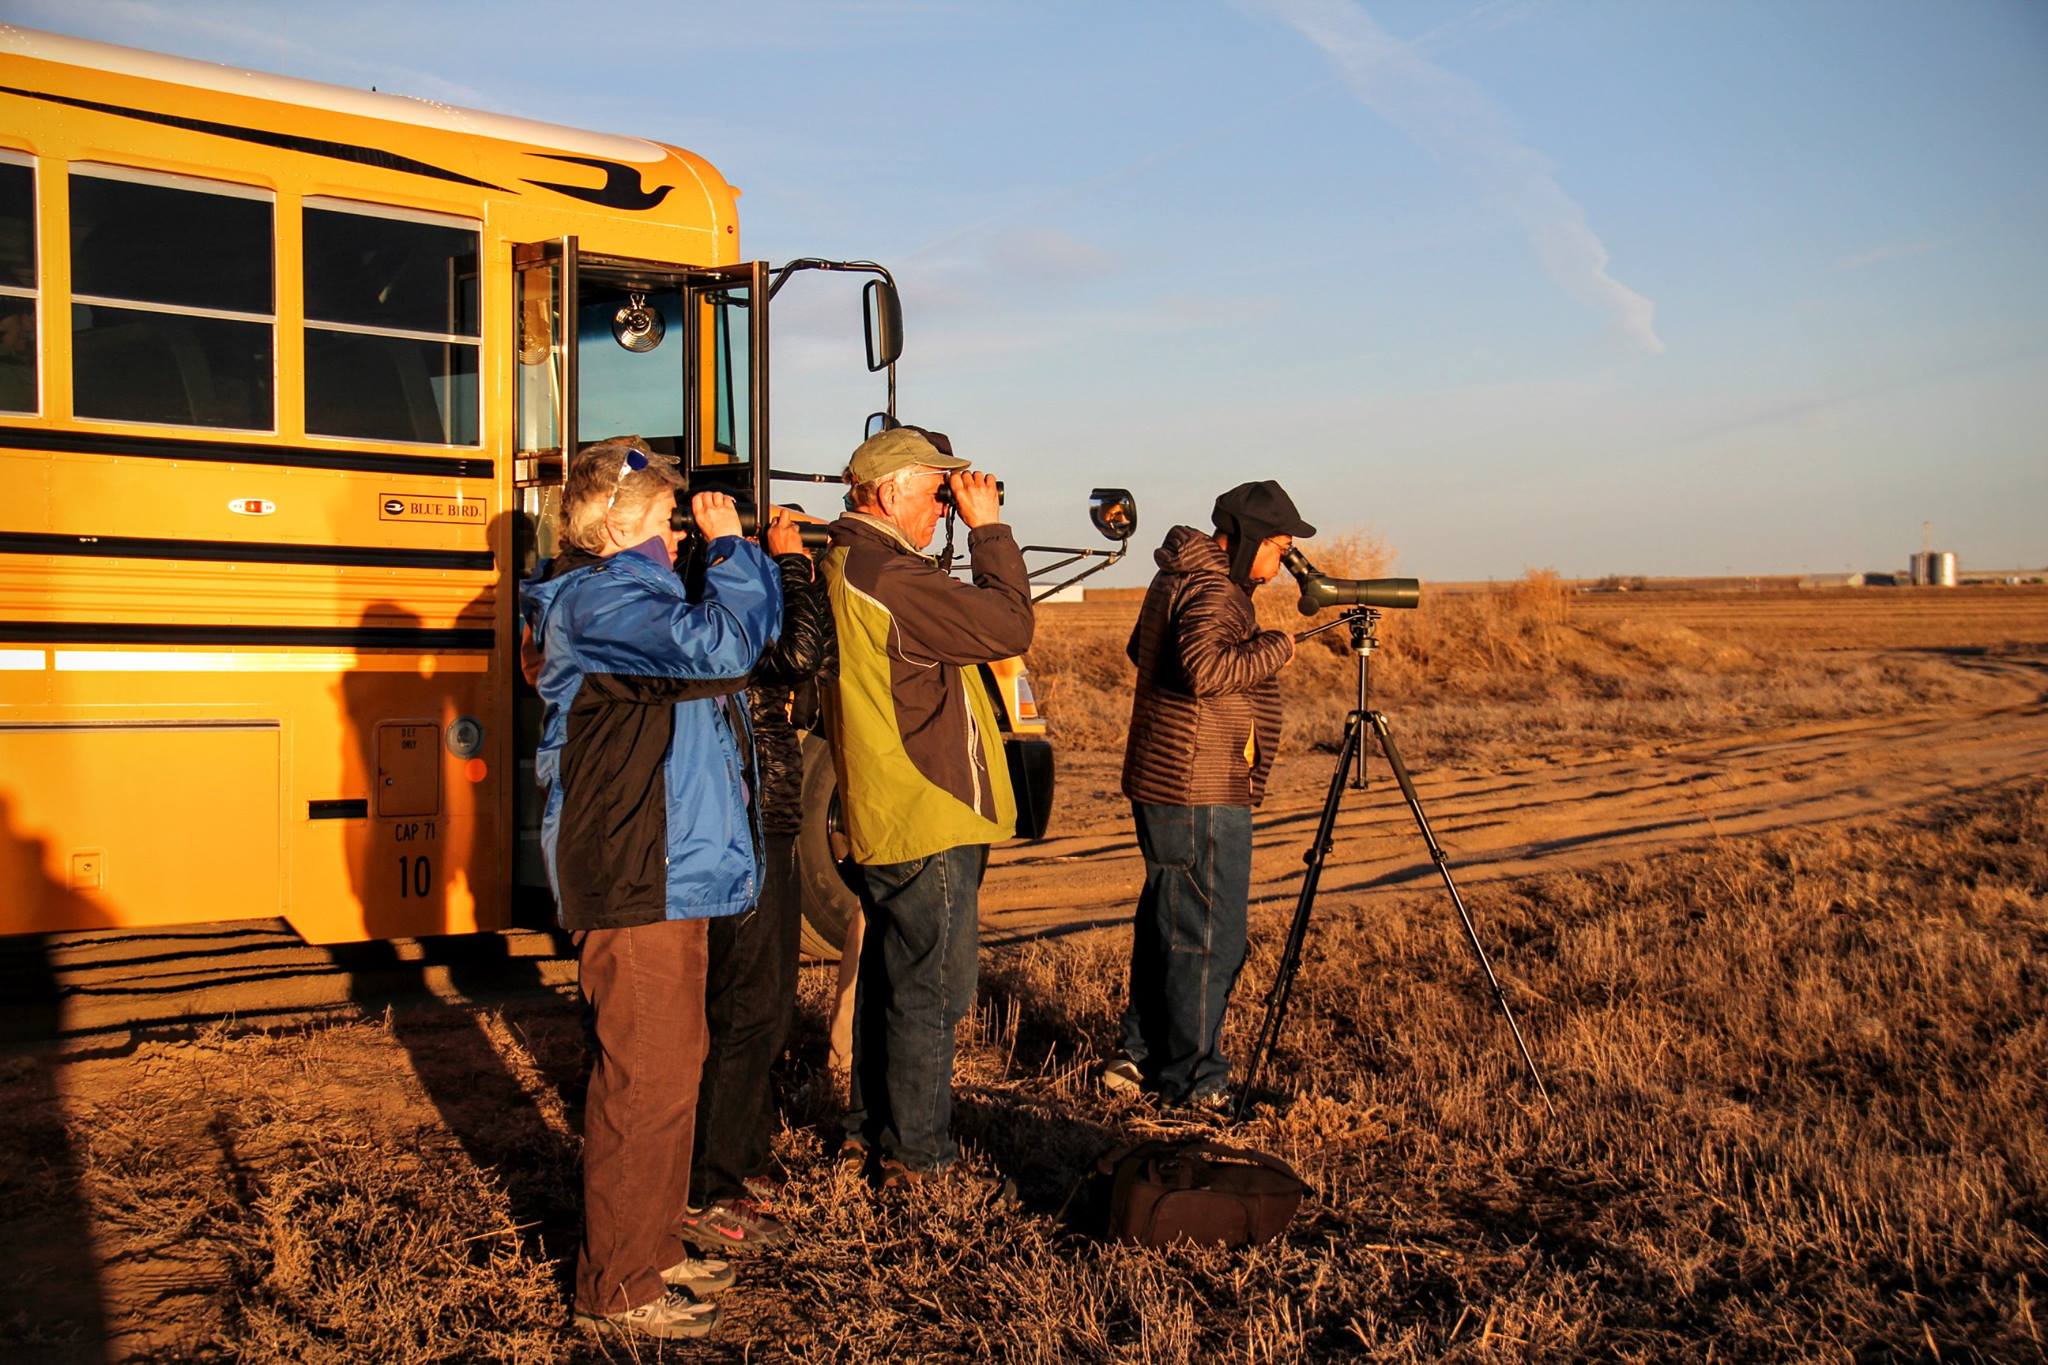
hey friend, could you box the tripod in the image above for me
[1233,606,1556,1120]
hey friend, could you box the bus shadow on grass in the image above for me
[335,598,583,1287]
[0,796,110,1362]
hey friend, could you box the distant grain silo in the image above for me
[1909,550,1959,586]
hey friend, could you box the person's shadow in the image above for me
[330,598,580,1270]
[0,796,113,1361]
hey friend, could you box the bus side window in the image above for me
[0,152,35,415]
[304,201,480,446]
[69,166,274,431]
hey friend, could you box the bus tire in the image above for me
[796,733,861,961]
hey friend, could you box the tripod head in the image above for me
[1296,604,1384,657]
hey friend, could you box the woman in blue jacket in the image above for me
[520,437,781,1342]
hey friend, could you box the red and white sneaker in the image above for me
[677,1198,791,1253]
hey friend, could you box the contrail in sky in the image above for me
[1253,0,1665,355]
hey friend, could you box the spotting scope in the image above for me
[1282,546,1420,615]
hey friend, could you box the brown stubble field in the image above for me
[2,581,2045,1362]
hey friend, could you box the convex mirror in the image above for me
[1089,488,1137,542]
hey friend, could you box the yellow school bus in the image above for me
[0,27,1131,949]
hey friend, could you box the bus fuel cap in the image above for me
[446,717,484,758]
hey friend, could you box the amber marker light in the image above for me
[464,758,488,783]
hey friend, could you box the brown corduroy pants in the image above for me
[572,917,710,1316]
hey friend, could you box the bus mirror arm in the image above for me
[1020,484,1138,601]
[766,258,901,400]
[767,257,895,300]
[1023,539,1129,605]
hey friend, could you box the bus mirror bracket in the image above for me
[1017,489,1141,604]
[766,258,901,418]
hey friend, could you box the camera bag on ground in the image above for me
[1096,1138,1308,1248]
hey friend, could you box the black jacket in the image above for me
[749,553,835,835]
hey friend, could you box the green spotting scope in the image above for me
[1283,546,1420,615]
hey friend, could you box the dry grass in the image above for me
[1026,536,2016,763]
[5,777,2043,1360]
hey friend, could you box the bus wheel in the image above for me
[796,734,861,960]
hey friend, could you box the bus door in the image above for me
[508,240,770,904]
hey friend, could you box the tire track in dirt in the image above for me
[8,655,2042,1039]
[979,652,2048,942]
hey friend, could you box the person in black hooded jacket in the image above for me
[678,508,835,1251]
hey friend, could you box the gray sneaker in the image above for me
[1096,1054,1145,1096]
[574,1288,720,1340]
[659,1252,736,1296]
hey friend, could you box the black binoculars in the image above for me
[672,502,831,549]
[934,477,1005,510]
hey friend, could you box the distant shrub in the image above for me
[1025,530,1791,759]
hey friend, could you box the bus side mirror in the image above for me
[863,278,902,372]
[1089,488,1137,542]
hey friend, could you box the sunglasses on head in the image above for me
[605,447,652,517]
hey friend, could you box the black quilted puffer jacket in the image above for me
[748,553,835,835]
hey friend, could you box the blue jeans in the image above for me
[843,843,988,1171]
[1117,802,1253,1101]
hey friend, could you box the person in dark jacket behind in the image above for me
[681,508,834,1251]
[520,437,781,1342]
[1101,480,1313,1108]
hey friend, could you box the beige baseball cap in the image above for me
[845,427,970,484]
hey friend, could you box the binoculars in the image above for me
[672,502,831,549]
[934,476,1005,510]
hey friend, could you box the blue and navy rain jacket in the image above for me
[519,536,782,931]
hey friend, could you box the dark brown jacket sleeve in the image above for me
[1175,576,1293,697]
[885,523,1035,665]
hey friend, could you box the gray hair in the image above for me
[561,437,682,552]
[846,464,927,511]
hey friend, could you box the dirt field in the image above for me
[1042,582,2048,653]
[3,586,2044,1361]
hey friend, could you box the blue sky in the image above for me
[16,0,2047,579]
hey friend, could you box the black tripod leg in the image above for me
[1367,712,1557,1117]
[1233,708,1363,1121]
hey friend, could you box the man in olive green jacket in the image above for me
[822,426,1033,1184]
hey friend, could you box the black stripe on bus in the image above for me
[0,622,495,650]
[0,85,503,191]
[0,423,493,480]
[308,799,369,820]
[0,531,493,573]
